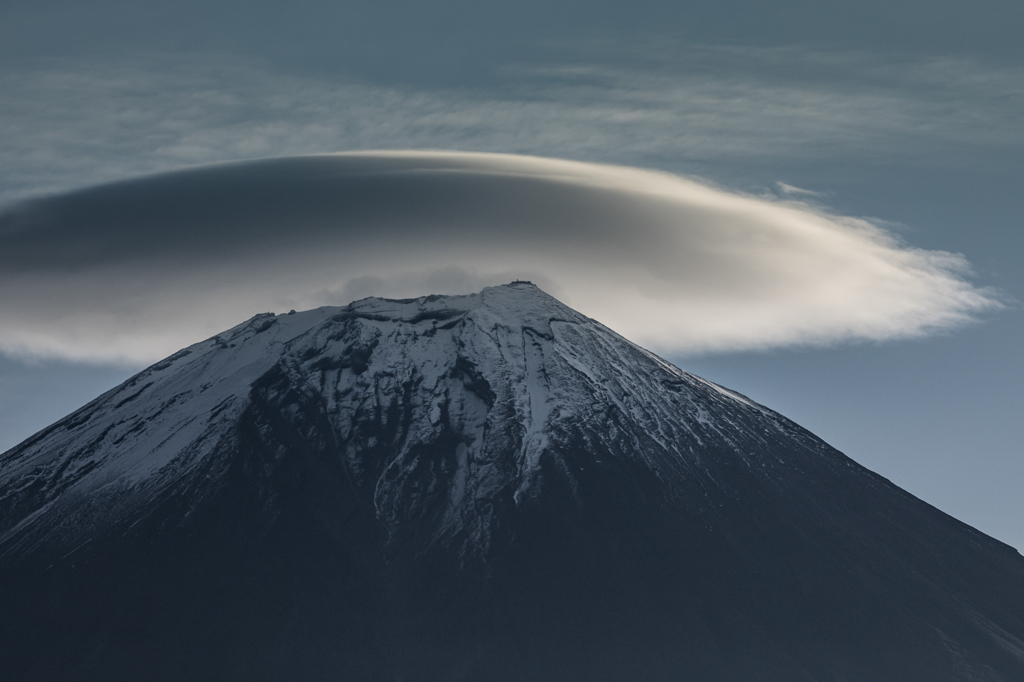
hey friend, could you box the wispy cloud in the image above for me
[0,153,1000,363]
[776,182,825,197]
[1,48,1022,205]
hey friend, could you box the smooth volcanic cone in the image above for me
[1,283,1022,681]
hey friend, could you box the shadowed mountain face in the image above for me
[1,282,1023,681]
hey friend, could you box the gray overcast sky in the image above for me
[1,0,1022,549]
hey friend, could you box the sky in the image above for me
[0,1,1021,549]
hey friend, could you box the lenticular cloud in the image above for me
[0,151,999,363]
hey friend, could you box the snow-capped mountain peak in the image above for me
[1,281,801,557]
[2,283,1022,682]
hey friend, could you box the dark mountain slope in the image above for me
[1,282,1022,681]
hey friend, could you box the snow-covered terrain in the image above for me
[0,282,825,557]
[1,282,1022,682]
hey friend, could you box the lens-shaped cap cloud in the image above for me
[0,151,999,363]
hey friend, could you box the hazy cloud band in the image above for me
[0,152,999,362]
[2,49,1023,206]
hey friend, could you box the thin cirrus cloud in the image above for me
[0,151,1000,364]
[2,48,1023,206]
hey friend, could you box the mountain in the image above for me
[1,282,1023,681]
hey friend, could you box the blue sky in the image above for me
[1,0,1021,549]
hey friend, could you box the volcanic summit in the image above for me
[1,282,1022,681]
